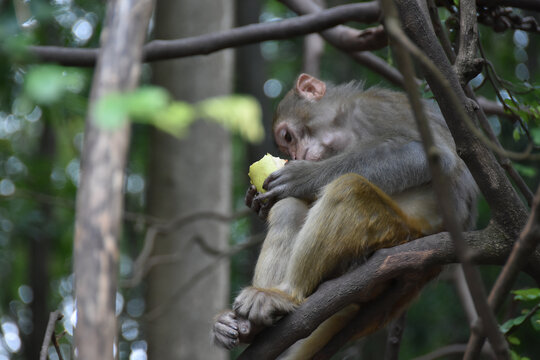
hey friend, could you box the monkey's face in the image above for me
[273,117,353,162]
[272,73,355,161]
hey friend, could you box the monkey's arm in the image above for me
[259,140,456,203]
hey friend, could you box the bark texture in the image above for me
[73,0,153,359]
[145,0,234,359]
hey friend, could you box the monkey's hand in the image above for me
[245,185,272,220]
[233,287,299,327]
[212,310,258,350]
[259,160,320,203]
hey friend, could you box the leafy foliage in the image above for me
[94,87,264,143]
[499,289,540,359]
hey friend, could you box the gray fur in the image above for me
[269,82,478,230]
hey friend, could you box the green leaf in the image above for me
[508,335,521,345]
[93,93,129,129]
[125,86,170,120]
[511,350,520,360]
[513,128,521,141]
[25,65,85,104]
[505,98,517,108]
[501,318,514,334]
[513,288,540,302]
[500,314,528,334]
[197,95,264,143]
[152,101,196,137]
[25,65,66,104]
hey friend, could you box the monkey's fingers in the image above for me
[255,192,279,220]
[213,311,240,350]
[245,185,258,207]
[262,171,279,191]
[262,165,288,191]
[256,186,282,204]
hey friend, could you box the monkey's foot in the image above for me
[233,286,300,326]
[212,310,257,350]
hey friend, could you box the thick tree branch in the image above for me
[314,280,422,360]
[29,2,380,67]
[429,0,533,205]
[454,0,483,85]
[393,0,528,237]
[382,2,508,355]
[280,0,407,87]
[239,225,538,359]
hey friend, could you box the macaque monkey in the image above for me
[213,74,477,358]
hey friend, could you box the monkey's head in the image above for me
[272,74,355,162]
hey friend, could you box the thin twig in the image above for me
[426,0,455,62]
[121,209,251,288]
[39,310,63,360]
[382,8,539,161]
[467,87,534,206]
[51,329,64,360]
[479,44,533,140]
[426,0,533,205]
[505,303,540,336]
[144,233,264,320]
[464,184,540,358]
[381,1,509,357]
[384,311,407,360]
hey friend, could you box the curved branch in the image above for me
[279,0,406,87]
[383,2,508,354]
[393,0,528,234]
[239,225,538,359]
[28,2,380,67]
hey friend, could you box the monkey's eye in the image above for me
[282,130,293,143]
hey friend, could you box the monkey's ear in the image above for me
[295,73,326,101]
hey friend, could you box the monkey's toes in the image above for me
[233,287,298,326]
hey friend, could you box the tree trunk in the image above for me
[73,1,153,359]
[145,1,233,359]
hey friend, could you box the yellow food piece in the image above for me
[248,153,287,193]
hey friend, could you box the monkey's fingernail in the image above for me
[240,325,248,333]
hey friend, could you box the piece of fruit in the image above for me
[248,153,287,193]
